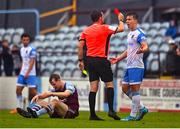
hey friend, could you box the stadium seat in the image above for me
[41,68,51,76]
[149,59,159,72]
[6,28,15,34]
[35,35,45,42]
[15,28,24,34]
[77,25,87,34]
[147,29,157,38]
[54,60,66,71]
[149,43,159,52]
[62,68,72,77]
[43,41,52,48]
[11,32,21,44]
[160,22,169,29]
[69,26,79,33]
[53,39,63,47]
[63,46,74,52]
[33,40,43,47]
[153,36,163,45]
[52,68,61,75]
[158,28,166,37]
[141,23,150,31]
[71,68,81,77]
[41,56,50,64]
[63,32,76,40]
[36,46,44,52]
[159,52,167,63]
[159,43,170,52]
[54,45,63,52]
[2,33,12,43]
[147,53,158,71]
[44,34,55,41]
[58,26,70,34]
[175,36,180,43]
[151,22,161,30]
[44,46,54,52]
[0,28,6,36]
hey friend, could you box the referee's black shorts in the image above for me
[86,56,113,82]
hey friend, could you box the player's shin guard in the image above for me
[107,88,114,112]
[31,104,42,111]
[130,91,140,117]
[16,95,24,109]
[89,92,96,117]
[36,108,48,116]
[45,104,54,113]
[125,90,144,109]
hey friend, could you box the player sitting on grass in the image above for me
[17,73,79,119]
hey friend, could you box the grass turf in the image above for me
[0,110,180,128]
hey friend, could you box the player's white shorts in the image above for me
[17,75,37,88]
[122,68,144,85]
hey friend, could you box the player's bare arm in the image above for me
[136,41,149,54]
[116,13,124,32]
[51,90,71,98]
[110,50,127,64]
[31,91,52,102]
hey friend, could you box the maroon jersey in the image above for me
[51,82,79,111]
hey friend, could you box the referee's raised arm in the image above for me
[116,12,125,33]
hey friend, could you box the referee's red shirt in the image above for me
[80,23,116,58]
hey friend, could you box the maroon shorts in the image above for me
[50,109,79,119]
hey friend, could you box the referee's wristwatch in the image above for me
[78,58,83,62]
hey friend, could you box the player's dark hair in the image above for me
[49,74,61,83]
[90,10,102,22]
[126,12,139,21]
[21,33,31,40]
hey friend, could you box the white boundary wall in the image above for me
[0,77,104,111]
[117,79,180,112]
[1,77,180,112]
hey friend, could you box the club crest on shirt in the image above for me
[131,35,134,38]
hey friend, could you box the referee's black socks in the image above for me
[89,92,96,116]
[107,88,114,112]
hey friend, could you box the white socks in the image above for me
[130,92,140,117]
[17,95,24,108]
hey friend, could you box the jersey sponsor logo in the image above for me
[128,42,134,46]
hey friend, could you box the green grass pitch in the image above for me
[0,110,180,128]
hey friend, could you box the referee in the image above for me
[78,10,124,120]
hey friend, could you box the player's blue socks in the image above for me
[27,104,53,117]
[36,108,47,116]
[36,104,54,116]
[30,103,41,111]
